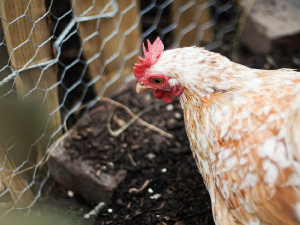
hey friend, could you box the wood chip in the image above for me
[120,143,128,148]
[80,130,89,138]
[113,114,126,127]
[129,180,151,195]
[85,127,92,133]
[127,153,137,167]
[131,144,140,150]
[125,215,130,220]
[71,134,82,140]
[63,142,71,148]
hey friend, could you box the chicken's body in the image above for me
[133,38,300,225]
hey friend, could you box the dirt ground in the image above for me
[61,80,214,225]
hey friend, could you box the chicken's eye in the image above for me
[152,78,162,84]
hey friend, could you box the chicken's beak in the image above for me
[136,82,151,94]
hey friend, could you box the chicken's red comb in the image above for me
[133,37,164,79]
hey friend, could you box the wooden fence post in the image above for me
[71,0,141,96]
[0,0,62,206]
[171,0,213,47]
[0,146,34,208]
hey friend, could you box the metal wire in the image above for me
[0,0,244,217]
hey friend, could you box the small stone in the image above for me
[145,153,156,160]
[165,104,174,111]
[144,93,152,101]
[108,208,113,213]
[161,168,167,173]
[150,194,161,199]
[67,190,74,198]
[167,118,176,126]
[148,188,154,194]
[106,162,114,170]
[174,112,182,119]
[83,214,90,219]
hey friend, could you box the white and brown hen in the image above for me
[133,37,300,225]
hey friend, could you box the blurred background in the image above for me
[0,0,299,224]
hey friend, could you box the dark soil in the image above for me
[63,81,214,225]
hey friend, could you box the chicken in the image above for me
[133,37,300,225]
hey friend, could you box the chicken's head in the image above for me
[133,37,183,103]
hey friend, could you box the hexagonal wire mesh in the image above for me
[0,0,247,216]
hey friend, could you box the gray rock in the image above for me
[240,0,300,54]
[47,132,126,204]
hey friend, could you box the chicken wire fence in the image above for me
[0,0,246,216]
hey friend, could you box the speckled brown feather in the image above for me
[134,41,300,225]
[212,87,300,225]
[181,72,300,225]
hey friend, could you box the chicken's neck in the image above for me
[178,68,300,186]
[179,89,218,176]
[178,71,270,173]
